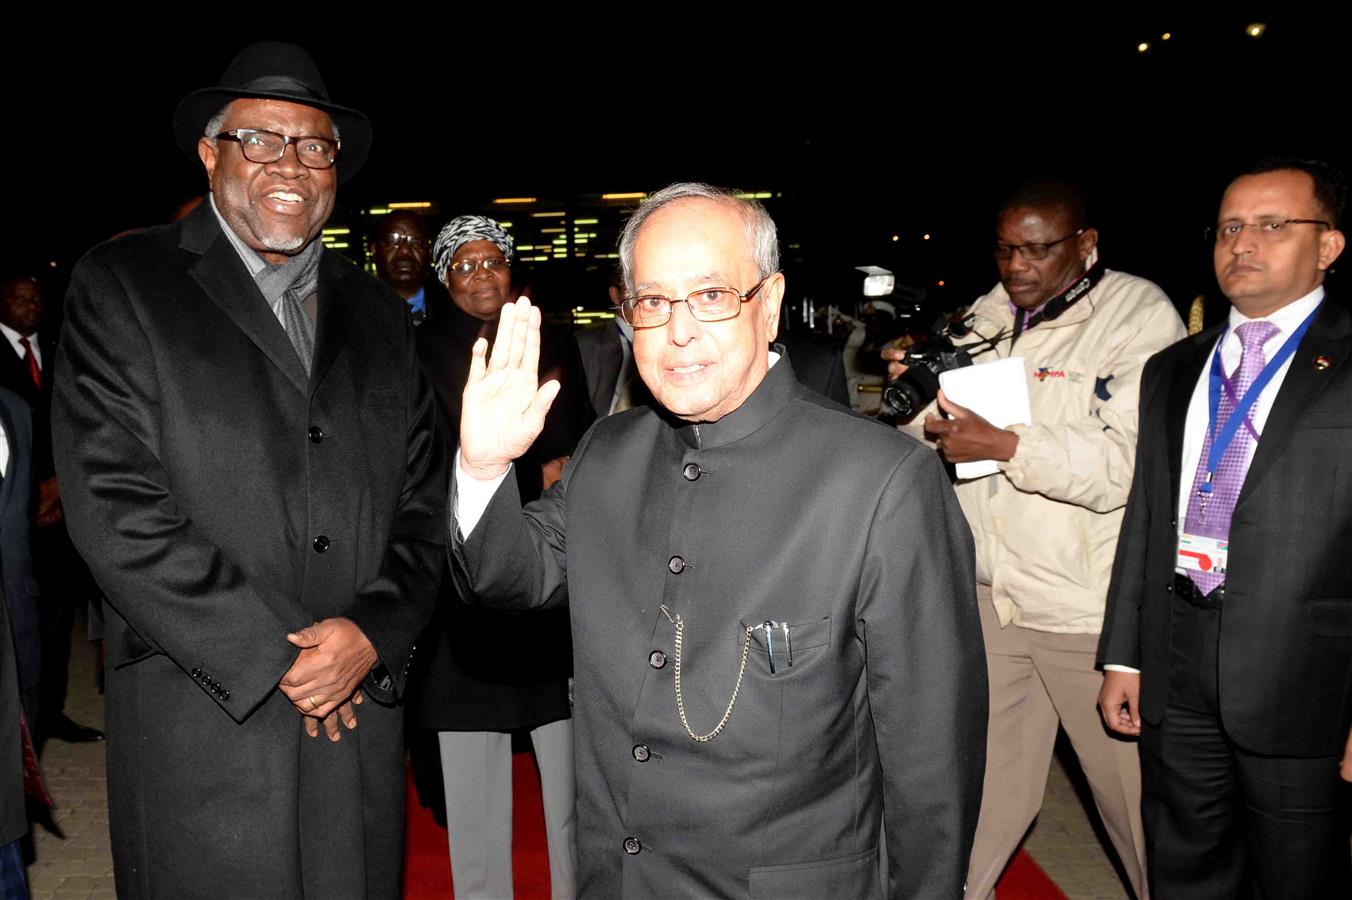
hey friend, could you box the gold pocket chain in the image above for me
[662,604,753,742]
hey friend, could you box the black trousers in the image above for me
[1141,596,1351,899]
[33,522,93,732]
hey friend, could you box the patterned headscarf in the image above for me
[432,215,515,283]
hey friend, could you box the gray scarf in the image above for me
[254,239,322,374]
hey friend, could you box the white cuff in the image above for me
[1102,664,1141,674]
[454,451,511,540]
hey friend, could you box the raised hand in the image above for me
[459,297,562,481]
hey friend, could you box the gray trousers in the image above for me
[438,719,577,900]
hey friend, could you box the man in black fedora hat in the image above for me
[53,41,444,897]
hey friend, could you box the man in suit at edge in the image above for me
[0,384,40,895]
[451,182,986,898]
[1098,158,1352,898]
[0,274,102,746]
[51,41,444,896]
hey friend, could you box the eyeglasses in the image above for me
[1206,218,1331,245]
[447,257,509,277]
[616,275,773,328]
[994,229,1084,261]
[216,128,340,169]
[379,233,429,250]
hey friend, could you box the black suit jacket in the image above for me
[0,387,37,848]
[0,329,54,481]
[574,319,627,418]
[1099,294,1352,757]
[53,203,446,895]
[0,389,40,694]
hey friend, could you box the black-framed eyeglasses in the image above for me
[615,274,774,328]
[379,233,429,250]
[447,257,509,277]
[1205,218,1332,245]
[216,128,340,169]
[994,229,1085,261]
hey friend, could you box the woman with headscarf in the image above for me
[405,215,592,899]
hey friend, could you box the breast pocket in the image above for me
[739,616,833,677]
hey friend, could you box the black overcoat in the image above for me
[52,204,446,898]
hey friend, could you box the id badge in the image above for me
[1176,533,1228,575]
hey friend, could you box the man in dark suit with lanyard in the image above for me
[1098,158,1352,897]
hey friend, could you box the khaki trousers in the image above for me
[965,589,1148,900]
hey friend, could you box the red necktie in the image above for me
[18,336,40,391]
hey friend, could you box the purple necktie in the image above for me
[1184,320,1279,594]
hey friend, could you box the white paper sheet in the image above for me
[938,357,1032,480]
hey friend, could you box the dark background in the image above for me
[5,12,1345,324]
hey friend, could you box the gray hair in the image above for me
[202,100,340,141]
[617,182,779,293]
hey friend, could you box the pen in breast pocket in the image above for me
[761,621,795,673]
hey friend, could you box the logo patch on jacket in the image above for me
[1033,366,1083,383]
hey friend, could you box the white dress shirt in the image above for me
[1175,286,1324,527]
[1104,286,1325,676]
[0,321,41,372]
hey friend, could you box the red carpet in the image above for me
[403,758,1065,899]
[995,850,1069,900]
[403,751,552,899]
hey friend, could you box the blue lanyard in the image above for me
[1201,305,1319,493]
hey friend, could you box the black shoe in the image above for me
[46,715,104,743]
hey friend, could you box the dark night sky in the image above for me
[5,12,1345,321]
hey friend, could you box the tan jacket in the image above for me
[905,268,1185,633]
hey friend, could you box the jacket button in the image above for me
[648,650,666,669]
[667,556,685,574]
[191,667,202,678]
[313,535,330,553]
[309,426,325,443]
[632,744,651,762]
[682,463,702,481]
[219,690,229,702]
[1165,582,1173,593]
[623,837,641,855]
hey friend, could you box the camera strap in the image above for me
[1010,260,1106,347]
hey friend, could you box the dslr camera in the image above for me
[880,315,983,422]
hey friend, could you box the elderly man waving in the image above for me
[451,182,986,898]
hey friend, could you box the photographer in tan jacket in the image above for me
[887,179,1184,899]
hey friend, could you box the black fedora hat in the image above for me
[173,41,372,184]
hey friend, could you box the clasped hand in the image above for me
[280,617,378,742]
[459,297,561,481]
